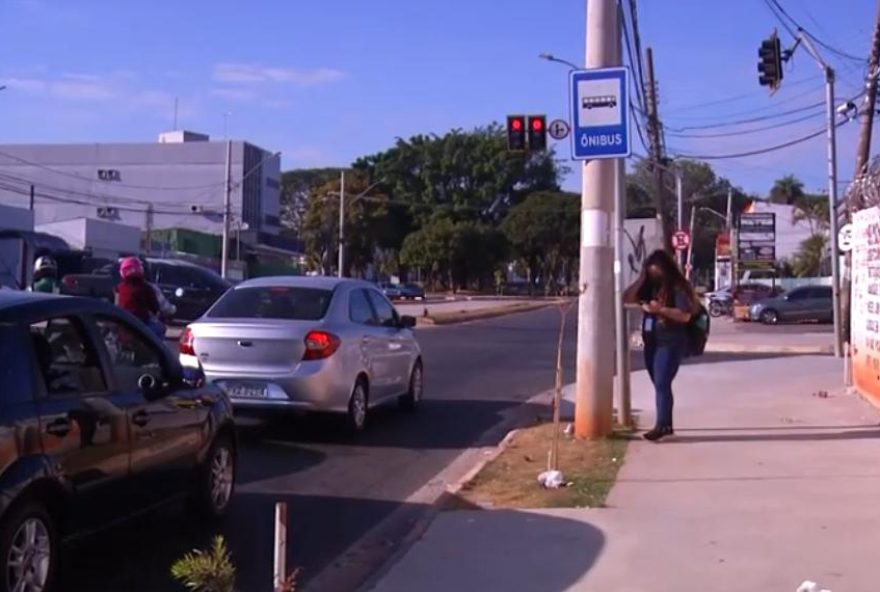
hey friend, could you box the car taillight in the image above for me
[302,330,340,361]
[62,276,77,288]
[179,326,195,356]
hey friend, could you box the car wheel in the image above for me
[0,502,56,592]
[760,309,779,325]
[191,434,236,519]
[347,380,369,433]
[399,361,424,412]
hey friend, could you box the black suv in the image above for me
[0,291,236,592]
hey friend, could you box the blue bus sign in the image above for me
[569,67,630,160]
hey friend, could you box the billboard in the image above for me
[852,207,880,405]
[738,213,776,270]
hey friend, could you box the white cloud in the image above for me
[1,77,48,93]
[50,80,116,101]
[210,87,257,101]
[213,63,344,86]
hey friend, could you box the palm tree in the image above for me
[792,194,830,235]
[770,175,805,205]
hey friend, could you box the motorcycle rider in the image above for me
[31,256,60,294]
[116,257,164,338]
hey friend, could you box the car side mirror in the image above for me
[137,374,161,398]
[399,315,417,329]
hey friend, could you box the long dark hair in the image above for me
[643,249,697,309]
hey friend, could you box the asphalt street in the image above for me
[60,307,812,591]
[63,306,581,591]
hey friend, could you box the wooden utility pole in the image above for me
[644,47,670,249]
[842,0,880,346]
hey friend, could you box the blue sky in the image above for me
[0,0,875,196]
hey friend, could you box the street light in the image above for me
[326,175,386,278]
[538,53,580,71]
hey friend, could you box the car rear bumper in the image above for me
[197,360,353,414]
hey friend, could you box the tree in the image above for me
[279,168,346,238]
[770,174,805,205]
[399,218,507,291]
[792,234,828,277]
[501,191,580,293]
[300,173,389,276]
[792,194,830,235]
[354,124,565,229]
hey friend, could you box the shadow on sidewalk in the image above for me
[663,427,880,444]
[368,507,606,592]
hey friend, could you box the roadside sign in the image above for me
[738,212,776,270]
[839,223,853,253]
[672,230,690,251]
[569,67,630,160]
[548,119,570,140]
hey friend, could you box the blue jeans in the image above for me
[644,336,685,429]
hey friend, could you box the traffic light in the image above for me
[527,115,547,152]
[506,115,526,151]
[758,31,784,90]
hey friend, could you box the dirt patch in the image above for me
[447,422,630,510]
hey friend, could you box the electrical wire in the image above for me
[667,100,825,131]
[0,148,233,192]
[768,0,865,63]
[665,109,825,139]
[672,122,845,160]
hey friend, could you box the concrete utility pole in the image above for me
[796,33,843,357]
[644,47,669,250]
[145,204,154,256]
[842,1,880,347]
[220,139,232,279]
[338,170,345,278]
[574,0,618,439]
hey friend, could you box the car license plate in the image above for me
[226,383,268,398]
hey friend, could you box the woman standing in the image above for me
[624,250,698,442]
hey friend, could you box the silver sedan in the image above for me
[178,276,423,431]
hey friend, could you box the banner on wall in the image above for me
[851,206,880,405]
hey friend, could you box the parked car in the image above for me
[378,282,403,301]
[179,276,423,431]
[61,258,230,323]
[732,283,784,307]
[749,285,833,324]
[398,283,425,301]
[0,291,236,592]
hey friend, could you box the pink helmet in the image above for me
[119,257,144,279]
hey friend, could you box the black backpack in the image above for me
[686,304,710,356]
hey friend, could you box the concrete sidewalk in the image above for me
[366,354,880,592]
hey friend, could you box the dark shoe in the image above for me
[643,427,674,442]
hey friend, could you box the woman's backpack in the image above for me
[686,304,711,356]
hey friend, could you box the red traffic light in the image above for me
[511,118,523,131]
[531,118,543,131]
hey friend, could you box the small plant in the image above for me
[171,536,237,592]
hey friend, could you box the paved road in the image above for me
[64,306,581,591]
[62,307,809,591]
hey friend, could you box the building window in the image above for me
[97,169,121,181]
[266,178,280,190]
[264,215,280,227]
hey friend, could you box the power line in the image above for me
[668,100,825,131]
[666,108,825,139]
[767,0,865,63]
[672,122,845,160]
[0,148,231,192]
[663,77,819,115]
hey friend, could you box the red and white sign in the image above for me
[672,230,690,251]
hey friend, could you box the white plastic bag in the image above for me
[537,470,564,489]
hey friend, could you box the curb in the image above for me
[442,428,521,498]
[628,332,833,356]
[416,302,557,327]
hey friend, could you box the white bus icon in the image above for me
[582,95,617,110]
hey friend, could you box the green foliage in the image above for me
[279,168,348,237]
[501,191,579,293]
[170,536,236,592]
[792,194,830,235]
[770,174,805,205]
[792,233,828,277]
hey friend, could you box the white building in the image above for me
[0,131,284,250]
[35,218,140,260]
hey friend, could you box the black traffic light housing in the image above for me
[758,31,784,91]
[527,115,547,152]
[506,115,526,151]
